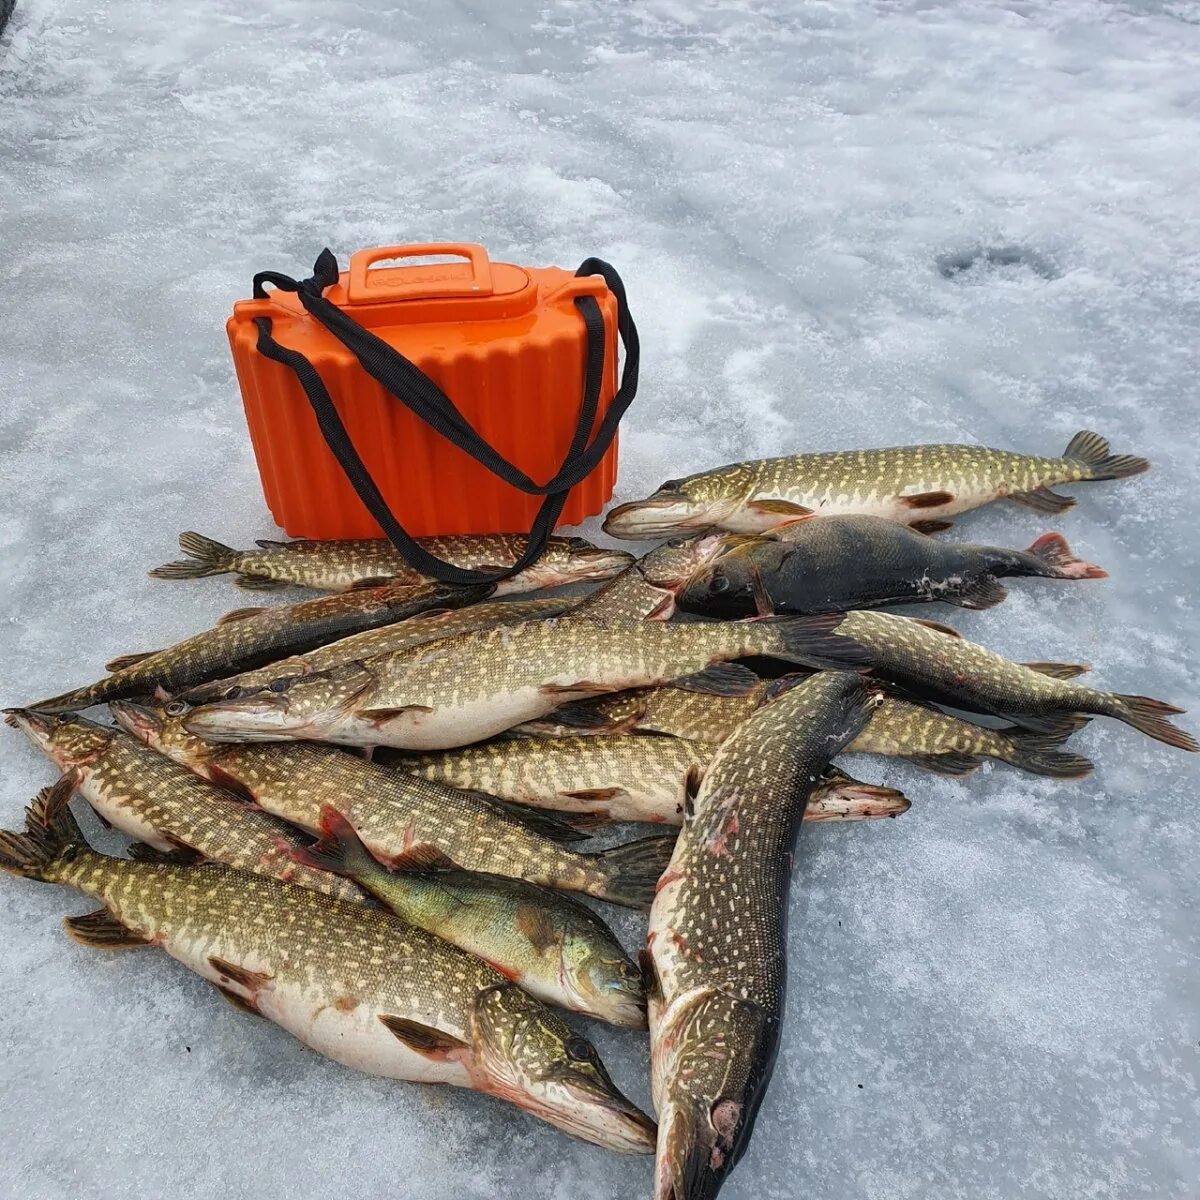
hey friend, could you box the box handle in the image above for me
[251,250,639,586]
[346,243,494,305]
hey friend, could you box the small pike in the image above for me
[151,531,632,594]
[398,735,908,824]
[293,807,647,1028]
[677,518,1106,617]
[112,701,675,909]
[179,613,870,752]
[603,430,1148,539]
[647,673,881,1200]
[0,799,655,1153]
[22,581,492,714]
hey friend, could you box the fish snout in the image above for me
[108,700,163,742]
[601,495,710,541]
[552,1069,657,1154]
[182,695,295,742]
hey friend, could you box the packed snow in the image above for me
[2,1,1198,1197]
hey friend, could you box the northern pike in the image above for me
[151,531,632,593]
[530,685,1094,777]
[179,613,870,751]
[396,735,909,824]
[834,610,1197,751]
[182,597,572,705]
[111,701,675,909]
[23,581,492,714]
[602,430,1149,539]
[0,794,655,1153]
[6,710,365,901]
[646,672,879,1199]
[676,519,1106,616]
[292,807,647,1028]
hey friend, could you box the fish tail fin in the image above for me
[760,614,873,671]
[0,778,83,880]
[13,680,110,714]
[289,806,378,877]
[1004,722,1094,778]
[149,532,238,580]
[1109,695,1197,752]
[1025,533,1108,580]
[591,833,677,909]
[1063,431,1149,482]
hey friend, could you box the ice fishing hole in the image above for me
[936,244,1060,282]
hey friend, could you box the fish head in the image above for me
[809,768,911,821]
[601,467,756,541]
[179,665,376,744]
[4,708,114,771]
[530,538,636,587]
[673,535,785,617]
[471,982,655,1154]
[559,935,647,1030]
[639,532,732,592]
[653,990,774,1200]
[109,700,216,769]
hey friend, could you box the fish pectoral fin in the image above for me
[389,843,460,872]
[539,680,616,697]
[899,490,955,509]
[1009,486,1076,514]
[492,800,591,844]
[638,949,664,1005]
[215,984,263,1017]
[379,1015,469,1057]
[943,576,1008,610]
[516,903,560,953]
[563,786,627,803]
[902,752,983,776]
[216,606,269,626]
[208,957,272,993]
[64,909,151,950]
[669,662,760,696]
[744,498,812,518]
[1023,661,1090,679]
[347,576,403,591]
[909,518,954,534]
[234,574,288,591]
[126,841,203,866]
[359,705,434,726]
[104,651,159,672]
[911,617,964,639]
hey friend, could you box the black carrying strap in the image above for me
[252,250,638,585]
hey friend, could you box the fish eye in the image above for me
[565,1037,594,1063]
[666,536,688,549]
[223,687,243,701]
[710,575,731,594]
[165,701,189,717]
[267,678,291,694]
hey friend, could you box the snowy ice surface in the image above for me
[2,1,1199,1197]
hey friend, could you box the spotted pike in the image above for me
[182,597,572,705]
[0,796,655,1152]
[292,807,647,1028]
[396,735,908,824]
[5,710,364,901]
[23,581,492,714]
[834,610,1197,751]
[530,685,1094,777]
[602,431,1149,539]
[151,531,632,594]
[111,702,675,909]
[676,518,1106,616]
[646,672,879,1200]
[179,613,871,751]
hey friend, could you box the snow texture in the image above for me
[2,1,1199,1197]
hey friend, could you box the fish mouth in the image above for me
[567,973,648,1030]
[544,1073,657,1154]
[108,700,163,742]
[4,707,57,740]
[601,496,716,541]
[182,698,300,742]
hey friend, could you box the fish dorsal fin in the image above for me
[494,801,590,844]
[234,574,288,591]
[208,957,272,993]
[1023,661,1090,679]
[64,909,150,949]
[1009,486,1076,514]
[909,519,954,534]
[347,576,403,591]
[669,662,760,696]
[216,607,268,626]
[902,752,984,776]
[516,903,561,953]
[254,539,297,549]
[379,1015,469,1057]
[899,490,955,509]
[389,843,459,872]
[911,617,964,639]
[105,651,158,673]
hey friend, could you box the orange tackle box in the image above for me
[227,243,638,582]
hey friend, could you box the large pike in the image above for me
[112,702,675,909]
[182,596,572,705]
[603,430,1148,539]
[529,685,1094,778]
[6,711,365,901]
[23,581,492,714]
[834,610,1197,751]
[151,531,632,593]
[676,518,1106,616]
[0,795,655,1153]
[293,807,647,1028]
[646,672,880,1199]
[180,613,871,751]
[397,736,909,824]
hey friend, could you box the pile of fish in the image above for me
[2,430,1192,1198]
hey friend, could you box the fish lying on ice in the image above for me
[0,793,655,1153]
[603,430,1148,539]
